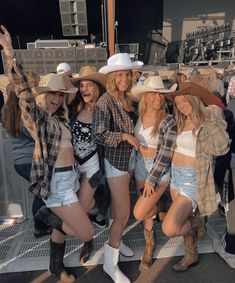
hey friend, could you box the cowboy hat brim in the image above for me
[99,62,143,74]
[32,86,78,96]
[131,83,177,102]
[69,73,107,87]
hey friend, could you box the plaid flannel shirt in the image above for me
[92,92,134,171]
[146,114,177,188]
[7,57,61,199]
[195,106,229,215]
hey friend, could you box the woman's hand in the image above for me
[122,133,140,150]
[0,25,14,58]
[142,183,155,198]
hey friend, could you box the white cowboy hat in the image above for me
[131,76,177,102]
[56,62,72,75]
[33,73,78,95]
[99,53,143,74]
[70,65,107,87]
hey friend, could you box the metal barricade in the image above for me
[0,125,33,220]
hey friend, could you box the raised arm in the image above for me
[0,25,47,140]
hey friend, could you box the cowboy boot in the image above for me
[172,228,198,272]
[139,227,155,271]
[191,209,207,240]
[103,241,131,283]
[119,240,134,257]
[49,240,75,283]
[35,206,66,235]
[80,239,93,264]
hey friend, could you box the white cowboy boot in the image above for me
[119,241,134,257]
[103,241,131,283]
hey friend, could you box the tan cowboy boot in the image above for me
[191,209,207,240]
[139,227,155,271]
[172,229,198,272]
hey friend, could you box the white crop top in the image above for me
[134,117,159,148]
[174,130,198,158]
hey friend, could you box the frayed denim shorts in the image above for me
[43,167,79,208]
[134,153,170,182]
[170,163,197,210]
[104,158,128,178]
[78,153,100,178]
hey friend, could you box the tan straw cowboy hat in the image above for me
[131,76,177,102]
[70,65,107,87]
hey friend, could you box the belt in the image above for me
[54,165,74,172]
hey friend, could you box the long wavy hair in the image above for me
[35,92,70,124]
[69,80,105,120]
[138,93,166,137]
[174,95,210,134]
[106,71,133,112]
[3,71,41,137]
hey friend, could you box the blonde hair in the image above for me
[35,92,69,123]
[106,71,133,112]
[174,95,210,134]
[138,93,166,137]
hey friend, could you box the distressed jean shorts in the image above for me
[104,158,128,178]
[134,153,170,182]
[43,167,79,208]
[78,153,100,178]
[170,163,197,210]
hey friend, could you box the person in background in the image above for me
[2,72,51,238]
[69,65,106,264]
[177,72,187,84]
[162,82,229,272]
[92,53,143,283]
[57,62,73,78]
[0,25,94,283]
[131,76,177,271]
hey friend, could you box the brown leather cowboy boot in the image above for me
[139,227,156,271]
[191,209,207,240]
[172,228,198,272]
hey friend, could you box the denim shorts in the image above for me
[170,163,197,209]
[104,158,128,178]
[78,153,100,178]
[43,167,79,208]
[134,153,170,182]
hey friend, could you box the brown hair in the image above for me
[2,83,21,137]
[106,71,133,112]
[69,80,105,120]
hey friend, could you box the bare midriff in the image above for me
[55,147,74,166]
[172,151,195,167]
[138,147,156,159]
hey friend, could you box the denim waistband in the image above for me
[171,162,195,172]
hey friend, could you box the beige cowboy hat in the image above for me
[32,73,78,104]
[99,53,143,74]
[70,65,107,87]
[131,76,177,102]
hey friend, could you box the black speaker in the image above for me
[165,41,182,63]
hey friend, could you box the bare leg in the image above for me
[51,201,94,242]
[107,173,130,248]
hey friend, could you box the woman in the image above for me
[69,65,106,264]
[131,76,177,271]
[2,74,52,239]
[0,25,94,283]
[92,53,143,283]
[162,81,229,271]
